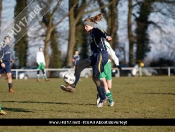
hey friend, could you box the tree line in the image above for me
[0,0,175,68]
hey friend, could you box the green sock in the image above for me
[106,92,114,103]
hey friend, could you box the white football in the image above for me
[63,72,75,85]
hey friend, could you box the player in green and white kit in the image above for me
[97,40,121,107]
[36,47,49,82]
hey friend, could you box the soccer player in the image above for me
[0,36,15,93]
[36,47,49,82]
[97,40,121,107]
[72,50,80,69]
[60,13,111,107]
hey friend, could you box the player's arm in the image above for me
[94,28,111,41]
[0,46,5,67]
[36,52,40,65]
[42,53,46,66]
[10,59,14,63]
[105,41,121,70]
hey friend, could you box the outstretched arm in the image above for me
[105,41,119,65]
[105,41,121,70]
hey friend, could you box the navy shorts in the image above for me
[87,51,108,75]
[0,62,11,74]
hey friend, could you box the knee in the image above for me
[7,73,12,78]
[92,74,101,87]
[93,74,99,81]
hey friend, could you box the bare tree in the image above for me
[97,0,119,61]
[14,0,28,68]
[133,0,175,63]
[128,0,135,66]
[101,0,119,50]
[65,0,113,66]
[34,0,78,68]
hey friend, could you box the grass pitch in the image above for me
[0,76,175,132]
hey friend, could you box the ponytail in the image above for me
[84,13,103,25]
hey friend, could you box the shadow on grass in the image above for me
[138,92,175,95]
[2,100,95,106]
[2,107,32,112]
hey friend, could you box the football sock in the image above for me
[44,74,47,79]
[106,91,114,103]
[97,86,106,102]
[8,82,13,89]
[73,75,80,87]
[37,74,40,79]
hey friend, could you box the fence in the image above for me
[114,67,175,77]
[10,67,175,80]
[11,68,92,80]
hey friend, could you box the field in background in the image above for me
[0,76,175,132]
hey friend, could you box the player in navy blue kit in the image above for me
[72,50,80,69]
[0,36,15,93]
[60,13,112,107]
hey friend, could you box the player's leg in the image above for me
[36,64,41,82]
[0,65,4,79]
[106,80,114,106]
[96,78,106,105]
[92,72,107,108]
[105,62,114,106]
[60,59,91,93]
[74,59,91,87]
[6,72,14,93]
[97,70,107,105]
[5,63,14,93]
[107,80,112,89]
[40,62,49,81]
[36,70,40,82]
[99,62,114,106]
[93,52,108,107]
[99,78,115,106]
[41,69,49,81]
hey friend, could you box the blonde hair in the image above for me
[84,13,103,24]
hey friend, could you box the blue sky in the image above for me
[1,0,175,66]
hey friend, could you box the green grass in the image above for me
[0,76,175,132]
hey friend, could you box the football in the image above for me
[63,72,75,85]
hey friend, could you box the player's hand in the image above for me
[116,65,122,70]
[106,36,112,41]
[1,63,5,68]
[10,60,14,64]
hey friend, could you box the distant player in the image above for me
[0,36,15,93]
[72,50,80,69]
[36,47,49,82]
